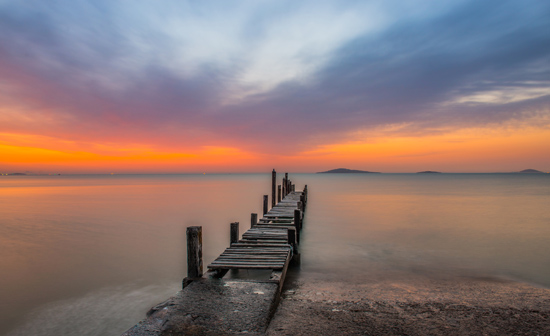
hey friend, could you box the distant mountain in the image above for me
[417,171,441,174]
[518,169,544,174]
[317,168,380,174]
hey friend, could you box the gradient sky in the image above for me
[1,0,549,173]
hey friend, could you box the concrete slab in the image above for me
[122,278,280,336]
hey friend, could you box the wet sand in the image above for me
[267,271,550,335]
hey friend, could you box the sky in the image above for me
[1,0,549,173]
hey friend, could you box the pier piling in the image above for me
[263,195,269,215]
[272,169,276,207]
[186,226,203,279]
[230,222,239,245]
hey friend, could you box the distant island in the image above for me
[317,168,380,174]
[518,169,545,174]
[417,171,442,174]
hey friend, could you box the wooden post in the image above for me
[285,173,289,196]
[282,179,286,197]
[251,213,257,228]
[186,226,203,279]
[294,209,301,232]
[300,194,305,211]
[230,222,239,245]
[286,179,290,195]
[287,227,298,254]
[277,185,282,203]
[272,169,276,207]
[291,184,295,192]
[304,185,308,203]
[263,195,268,215]
[298,201,303,213]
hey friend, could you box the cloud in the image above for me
[0,0,549,157]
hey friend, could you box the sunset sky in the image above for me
[1,0,549,173]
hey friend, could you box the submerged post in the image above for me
[186,226,203,279]
[230,222,239,245]
[263,195,268,215]
[272,169,276,207]
[251,213,257,228]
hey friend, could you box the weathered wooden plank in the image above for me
[219,253,288,258]
[215,258,287,263]
[231,243,291,248]
[210,261,285,267]
[222,250,289,256]
[207,264,284,270]
[223,250,289,256]
[243,235,288,238]
[224,247,291,251]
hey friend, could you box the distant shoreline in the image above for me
[1,170,548,176]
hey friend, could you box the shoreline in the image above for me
[266,270,550,335]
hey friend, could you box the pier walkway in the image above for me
[123,171,306,335]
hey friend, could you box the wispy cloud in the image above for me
[0,0,549,166]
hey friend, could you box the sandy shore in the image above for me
[266,271,550,335]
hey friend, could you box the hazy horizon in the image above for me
[1,168,549,175]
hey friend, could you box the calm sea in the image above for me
[1,173,549,335]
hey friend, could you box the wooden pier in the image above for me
[123,170,307,335]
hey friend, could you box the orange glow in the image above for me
[0,132,258,173]
[1,122,549,173]
[295,125,550,172]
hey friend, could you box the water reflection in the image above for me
[1,173,549,335]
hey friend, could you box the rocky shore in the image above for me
[266,272,550,335]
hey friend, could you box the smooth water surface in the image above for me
[1,173,549,335]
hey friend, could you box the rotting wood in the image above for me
[186,226,203,279]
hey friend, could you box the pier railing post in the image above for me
[272,169,276,207]
[277,185,281,203]
[294,209,302,237]
[288,227,298,254]
[263,195,268,215]
[230,222,239,245]
[251,213,257,228]
[285,173,289,196]
[186,226,203,279]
